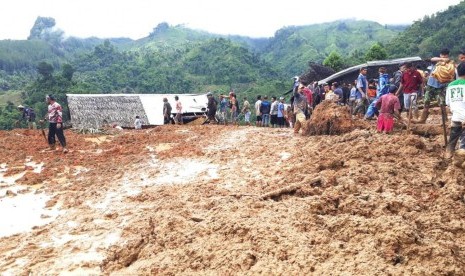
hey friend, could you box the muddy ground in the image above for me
[1,110,465,275]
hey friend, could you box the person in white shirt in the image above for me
[134,115,143,129]
[254,95,262,127]
[270,96,279,128]
[445,62,465,158]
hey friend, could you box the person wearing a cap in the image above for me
[16,104,37,129]
[375,85,402,134]
[41,95,68,153]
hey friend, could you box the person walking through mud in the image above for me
[445,62,465,159]
[417,48,454,123]
[396,62,423,121]
[293,84,308,134]
[40,95,68,153]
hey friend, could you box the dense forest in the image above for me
[0,1,464,129]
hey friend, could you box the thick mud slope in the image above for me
[1,119,464,275]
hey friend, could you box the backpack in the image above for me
[260,101,271,114]
[432,60,456,83]
[25,107,36,121]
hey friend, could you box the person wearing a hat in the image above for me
[16,104,37,129]
[375,85,402,134]
[41,95,68,153]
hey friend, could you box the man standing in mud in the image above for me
[445,62,465,159]
[206,92,217,124]
[353,67,368,118]
[174,95,183,125]
[396,62,423,121]
[254,95,262,127]
[293,84,308,134]
[393,64,406,112]
[41,95,68,153]
[416,48,453,123]
[163,97,172,124]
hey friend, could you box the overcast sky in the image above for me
[1,0,462,40]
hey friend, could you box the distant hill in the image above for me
[261,20,406,76]
[386,1,465,58]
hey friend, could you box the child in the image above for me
[134,115,143,129]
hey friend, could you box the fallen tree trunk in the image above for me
[261,177,322,200]
[409,124,445,136]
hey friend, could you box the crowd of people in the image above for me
[14,48,465,157]
[161,48,465,158]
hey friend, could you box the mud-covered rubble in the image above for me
[1,122,465,275]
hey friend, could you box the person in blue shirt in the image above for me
[353,67,368,117]
[277,97,285,128]
[365,67,390,119]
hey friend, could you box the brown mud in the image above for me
[1,112,465,275]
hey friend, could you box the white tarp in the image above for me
[67,93,208,128]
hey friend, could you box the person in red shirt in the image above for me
[396,62,423,120]
[376,85,402,133]
[41,94,68,153]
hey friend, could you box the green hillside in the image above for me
[129,22,269,53]
[2,0,465,130]
[261,20,405,76]
[386,1,465,58]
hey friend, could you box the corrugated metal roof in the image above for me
[317,56,422,85]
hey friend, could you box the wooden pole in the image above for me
[441,105,448,147]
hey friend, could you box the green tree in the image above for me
[365,43,388,61]
[61,63,75,81]
[37,61,54,79]
[323,51,344,71]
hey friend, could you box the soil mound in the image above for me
[304,101,368,135]
[1,118,464,275]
